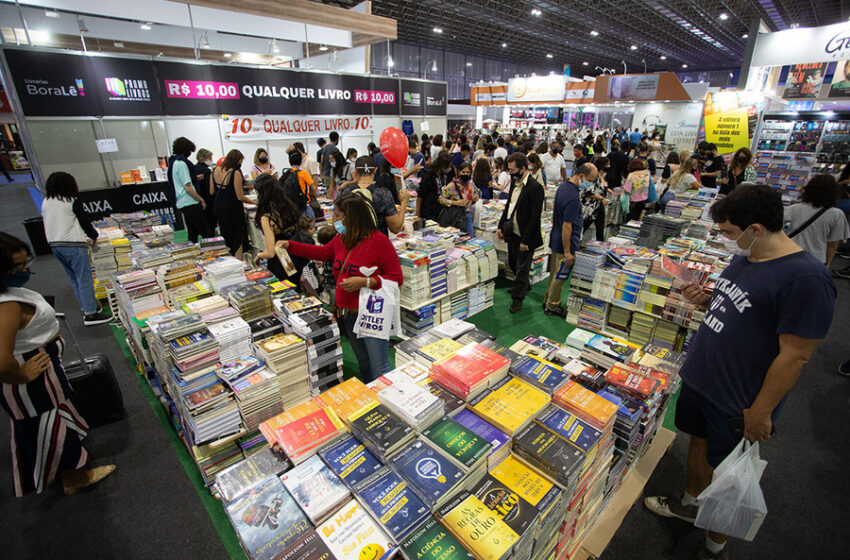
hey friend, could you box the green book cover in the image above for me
[421,417,492,470]
[400,516,474,560]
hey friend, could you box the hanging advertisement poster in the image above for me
[782,63,827,99]
[221,114,374,141]
[702,93,760,155]
[828,60,850,98]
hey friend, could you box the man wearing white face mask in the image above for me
[645,185,836,560]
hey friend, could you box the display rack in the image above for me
[753,151,816,204]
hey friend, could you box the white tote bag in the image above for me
[352,270,401,341]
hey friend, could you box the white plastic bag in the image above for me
[695,439,768,541]
[352,277,401,341]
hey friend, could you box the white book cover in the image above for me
[280,455,349,523]
[317,499,395,560]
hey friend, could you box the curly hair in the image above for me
[710,184,783,232]
[801,174,840,209]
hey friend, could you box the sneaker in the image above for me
[838,253,850,260]
[83,312,111,326]
[509,300,523,314]
[695,544,729,560]
[839,360,850,376]
[643,495,698,523]
[832,267,850,279]
[544,305,567,318]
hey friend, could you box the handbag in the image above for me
[438,205,468,230]
[788,207,828,238]
[647,178,658,203]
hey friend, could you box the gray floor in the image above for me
[1,178,847,559]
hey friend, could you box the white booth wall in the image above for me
[26,115,447,191]
[631,101,704,153]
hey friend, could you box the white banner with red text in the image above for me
[220,114,374,141]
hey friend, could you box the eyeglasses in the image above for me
[12,256,33,272]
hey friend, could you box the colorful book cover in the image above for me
[314,378,379,422]
[535,405,604,453]
[452,409,510,460]
[400,516,474,560]
[280,455,350,523]
[276,530,335,560]
[471,378,549,435]
[511,355,569,393]
[553,381,619,429]
[317,499,395,560]
[275,407,346,457]
[604,364,660,399]
[513,424,585,483]
[224,476,312,560]
[490,455,561,514]
[629,362,673,391]
[416,338,464,363]
[216,447,291,502]
[418,379,465,415]
[471,475,538,538]
[441,494,519,560]
[421,417,492,470]
[389,439,464,506]
[258,400,323,447]
[319,435,384,490]
[355,469,430,539]
[431,343,510,392]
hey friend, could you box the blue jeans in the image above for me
[342,312,390,383]
[466,211,474,237]
[52,245,99,315]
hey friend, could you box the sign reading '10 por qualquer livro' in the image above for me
[1,48,448,118]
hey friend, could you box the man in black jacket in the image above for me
[606,140,629,190]
[498,153,544,313]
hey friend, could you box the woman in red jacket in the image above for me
[277,194,403,382]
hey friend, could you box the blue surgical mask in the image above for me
[580,180,594,190]
[334,220,347,235]
[5,270,30,287]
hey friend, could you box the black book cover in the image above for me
[349,402,413,457]
[513,423,584,482]
[471,474,538,537]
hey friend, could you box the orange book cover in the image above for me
[275,407,345,457]
[605,364,660,399]
[313,378,378,422]
[130,169,142,183]
[431,342,509,391]
[629,362,672,390]
[258,400,322,445]
[553,381,618,428]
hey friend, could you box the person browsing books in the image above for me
[438,162,479,236]
[250,148,278,180]
[211,150,253,260]
[168,137,212,243]
[0,232,116,496]
[337,156,410,237]
[251,175,315,289]
[276,194,403,382]
[645,185,836,560]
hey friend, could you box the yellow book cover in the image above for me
[420,338,464,363]
[442,494,519,560]
[473,378,549,435]
[314,378,379,422]
[258,400,321,445]
[490,455,554,508]
[257,333,303,353]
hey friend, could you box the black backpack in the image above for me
[280,169,307,210]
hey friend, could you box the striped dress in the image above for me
[0,290,89,496]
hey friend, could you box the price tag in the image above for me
[96,138,119,153]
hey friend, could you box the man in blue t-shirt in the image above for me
[645,185,836,560]
[628,128,643,154]
[543,163,596,317]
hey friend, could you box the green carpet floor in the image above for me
[131,230,676,558]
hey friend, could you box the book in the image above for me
[489,455,562,517]
[215,447,291,502]
[314,378,379,422]
[355,468,430,540]
[471,475,539,540]
[280,455,350,524]
[224,476,312,560]
[416,338,464,366]
[429,342,510,400]
[318,435,384,490]
[553,381,619,430]
[535,405,605,454]
[441,494,519,560]
[317,499,396,560]
[604,363,660,399]
[512,423,585,488]
[419,379,466,416]
[275,407,347,463]
[452,408,510,468]
[470,377,549,436]
[511,355,569,394]
[400,516,474,560]
[275,530,335,560]
[421,417,492,472]
[348,401,415,461]
[388,439,465,509]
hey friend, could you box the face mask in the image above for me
[720,227,756,257]
[331,160,337,168]
[737,156,748,163]
[258,156,268,163]
[5,270,30,288]
[580,180,594,190]
[459,174,471,182]
[334,220,347,235]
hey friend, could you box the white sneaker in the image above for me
[644,495,698,523]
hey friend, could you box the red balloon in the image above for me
[379,127,408,168]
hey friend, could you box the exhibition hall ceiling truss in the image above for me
[322,0,848,72]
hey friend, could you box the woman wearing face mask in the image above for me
[276,195,403,382]
[718,147,756,196]
[493,157,511,200]
[0,232,116,496]
[438,162,479,236]
[212,149,253,260]
[250,148,278,180]
[418,152,453,222]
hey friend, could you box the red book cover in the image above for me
[628,362,672,391]
[275,407,345,457]
[430,342,509,391]
[184,382,228,409]
[604,364,660,399]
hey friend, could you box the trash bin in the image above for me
[23,217,52,255]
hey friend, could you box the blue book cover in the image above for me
[318,435,384,489]
[452,409,510,458]
[511,355,569,393]
[355,468,429,539]
[597,388,640,420]
[224,476,312,560]
[388,439,464,506]
[536,404,604,453]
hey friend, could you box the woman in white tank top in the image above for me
[0,232,115,496]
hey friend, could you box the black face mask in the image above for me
[258,156,268,163]
[459,174,471,181]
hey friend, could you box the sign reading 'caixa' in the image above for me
[76,181,183,229]
[750,21,850,67]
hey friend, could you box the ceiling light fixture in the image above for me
[271,38,279,53]
[742,33,749,38]
[199,31,211,49]
[501,42,507,48]
[114,41,124,48]
[719,13,728,20]
[319,45,328,51]
[531,9,542,16]
[388,56,395,67]
[630,45,637,50]
[140,22,152,30]
[546,53,553,58]
[682,63,688,68]
[465,62,472,66]
[433,27,443,33]
[660,55,667,60]
[582,61,589,65]
[77,16,89,34]
[224,52,232,58]
[431,60,437,72]
[45,10,60,18]
[590,30,599,36]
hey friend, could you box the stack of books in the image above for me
[429,342,511,401]
[314,378,380,425]
[388,438,469,512]
[318,435,385,490]
[217,357,282,432]
[168,280,213,309]
[317,499,396,560]
[225,283,273,322]
[439,493,519,560]
[354,467,430,540]
[452,407,511,470]
[199,236,230,258]
[369,369,444,431]
[553,380,619,432]
[157,259,199,291]
[184,294,238,324]
[247,315,285,341]
[421,416,491,488]
[573,251,606,282]
[347,401,415,462]
[400,516,474,560]
[253,333,311,409]
[167,241,200,261]
[398,250,431,307]
[414,337,464,369]
[259,400,347,464]
[114,269,165,318]
[286,309,344,395]
[581,334,636,371]
[469,377,549,437]
[204,256,246,292]
[510,355,570,395]
[113,237,132,270]
[213,446,291,502]
[207,317,253,363]
[281,455,350,524]
[181,380,242,445]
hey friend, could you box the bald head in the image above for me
[575,163,598,183]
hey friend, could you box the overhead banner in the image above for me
[507,75,568,103]
[750,21,850,68]
[400,79,424,116]
[704,108,749,154]
[607,75,659,100]
[783,63,827,99]
[221,114,374,141]
[76,181,182,229]
[828,60,850,98]
[1,48,448,118]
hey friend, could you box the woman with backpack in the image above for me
[276,194,403,382]
[251,175,316,288]
[211,149,253,260]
